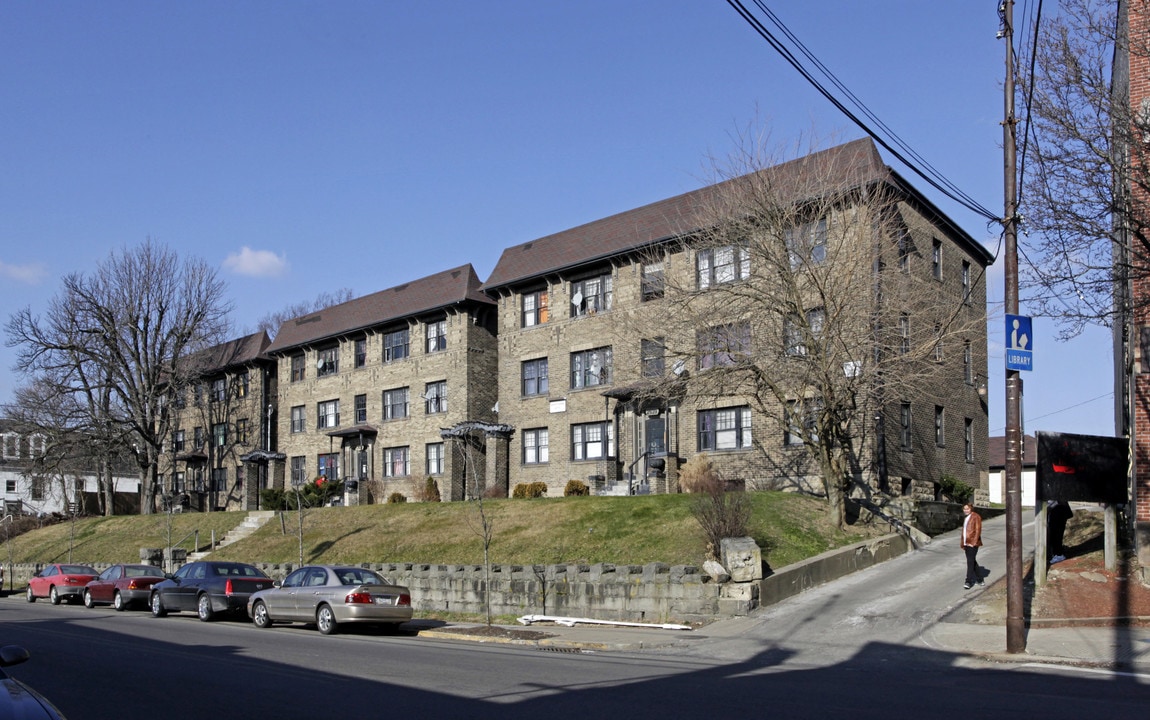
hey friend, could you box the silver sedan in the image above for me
[247,565,412,635]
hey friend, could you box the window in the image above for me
[898,235,910,272]
[4,479,14,493]
[354,394,367,424]
[173,472,185,493]
[383,387,409,420]
[572,422,614,460]
[522,358,549,396]
[317,399,340,429]
[424,381,447,414]
[193,427,204,449]
[641,338,665,377]
[291,354,306,382]
[290,405,306,434]
[961,261,972,304]
[290,456,306,486]
[932,238,942,280]
[698,407,752,451]
[212,422,228,448]
[172,430,186,454]
[571,273,613,317]
[900,402,912,451]
[426,320,447,353]
[28,434,46,458]
[784,308,825,356]
[384,327,409,363]
[354,338,367,368]
[317,453,339,482]
[641,261,665,300]
[963,341,973,384]
[236,418,249,445]
[523,428,549,464]
[317,346,338,377]
[571,347,612,389]
[786,218,827,268]
[964,418,974,462]
[426,443,445,475]
[522,289,550,327]
[236,371,250,398]
[192,467,205,492]
[784,399,820,446]
[935,406,945,447]
[698,322,750,369]
[383,447,409,477]
[211,378,226,403]
[211,467,228,493]
[899,314,910,355]
[193,382,204,406]
[1,434,16,459]
[933,323,944,362]
[697,246,749,288]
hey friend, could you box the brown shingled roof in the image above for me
[266,264,492,354]
[187,331,271,374]
[481,138,897,291]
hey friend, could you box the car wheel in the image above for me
[316,604,337,635]
[83,590,95,608]
[150,592,167,618]
[49,586,61,605]
[252,601,272,629]
[25,585,35,603]
[113,591,126,612]
[197,594,215,622]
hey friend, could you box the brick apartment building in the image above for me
[482,139,992,499]
[264,264,499,504]
[160,330,277,512]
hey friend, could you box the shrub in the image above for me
[387,492,408,504]
[679,453,721,494]
[417,477,441,503]
[512,482,548,499]
[564,479,590,496]
[691,478,752,560]
[259,478,344,510]
[939,475,974,504]
[482,483,505,499]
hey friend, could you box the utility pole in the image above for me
[1000,0,1026,654]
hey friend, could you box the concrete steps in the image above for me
[187,510,276,561]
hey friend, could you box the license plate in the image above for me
[374,597,393,605]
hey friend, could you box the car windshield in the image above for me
[61,565,96,575]
[335,568,386,586]
[126,566,165,578]
[213,564,267,577]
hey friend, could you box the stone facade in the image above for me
[161,332,277,512]
[266,265,500,503]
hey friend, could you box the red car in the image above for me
[26,564,98,605]
[83,564,167,611]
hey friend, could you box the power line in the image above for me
[724,0,1000,222]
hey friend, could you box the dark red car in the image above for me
[83,564,167,611]
[26,564,98,605]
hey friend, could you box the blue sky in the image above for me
[0,1,1115,439]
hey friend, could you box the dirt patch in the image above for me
[959,511,1150,627]
[434,624,555,641]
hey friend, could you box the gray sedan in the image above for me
[247,565,412,635]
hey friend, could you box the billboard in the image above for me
[1035,431,1129,505]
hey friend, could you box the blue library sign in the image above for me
[1005,314,1033,371]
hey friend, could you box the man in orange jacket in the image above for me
[961,503,983,590]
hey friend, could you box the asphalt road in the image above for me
[4,514,1149,719]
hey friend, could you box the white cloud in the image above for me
[223,247,288,278]
[0,260,48,284]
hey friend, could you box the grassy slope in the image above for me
[7,492,891,570]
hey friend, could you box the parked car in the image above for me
[26,564,98,605]
[149,561,274,622]
[247,565,412,635]
[0,645,67,719]
[84,564,167,611]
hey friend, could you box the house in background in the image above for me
[987,434,1037,507]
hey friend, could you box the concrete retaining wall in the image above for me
[759,533,914,607]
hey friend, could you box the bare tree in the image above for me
[6,240,231,514]
[1017,0,1150,337]
[254,289,354,339]
[622,139,986,528]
